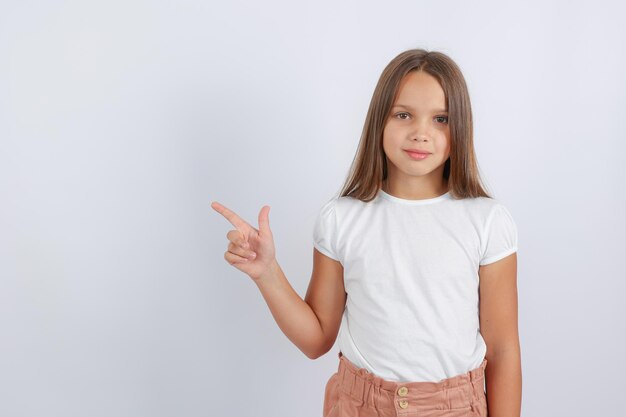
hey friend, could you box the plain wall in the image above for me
[1,0,625,416]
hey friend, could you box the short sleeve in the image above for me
[313,198,340,261]
[479,204,518,266]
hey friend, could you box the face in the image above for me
[382,70,451,193]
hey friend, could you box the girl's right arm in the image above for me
[211,201,346,359]
[255,248,346,359]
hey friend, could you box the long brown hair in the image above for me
[338,49,492,202]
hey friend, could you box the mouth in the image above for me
[405,150,431,160]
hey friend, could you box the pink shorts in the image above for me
[323,351,488,417]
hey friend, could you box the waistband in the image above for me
[337,351,487,398]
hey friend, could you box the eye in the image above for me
[435,115,449,124]
[395,112,410,120]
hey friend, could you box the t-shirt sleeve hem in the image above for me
[479,247,517,266]
[313,242,340,262]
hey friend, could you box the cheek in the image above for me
[381,138,391,159]
[381,126,393,152]
[443,140,451,155]
[439,133,451,155]
[382,124,401,146]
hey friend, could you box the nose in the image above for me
[409,118,430,141]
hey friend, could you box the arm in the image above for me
[211,201,346,360]
[255,248,346,359]
[479,252,522,417]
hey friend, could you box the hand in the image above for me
[211,201,276,281]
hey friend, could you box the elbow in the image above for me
[305,341,332,360]
[306,351,321,360]
[305,347,326,360]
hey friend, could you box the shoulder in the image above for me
[316,194,354,214]
[454,195,514,221]
[319,193,370,213]
[455,195,502,210]
[315,194,380,233]
[315,194,360,223]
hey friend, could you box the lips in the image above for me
[405,150,431,160]
[404,149,431,154]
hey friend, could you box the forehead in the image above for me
[393,70,447,109]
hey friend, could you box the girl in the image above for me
[211,49,521,417]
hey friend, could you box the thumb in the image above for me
[258,205,271,233]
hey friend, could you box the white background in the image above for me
[1,1,624,416]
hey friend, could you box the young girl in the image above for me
[211,49,521,417]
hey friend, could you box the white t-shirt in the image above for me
[312,188,518,382]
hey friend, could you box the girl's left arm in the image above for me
[479,253,522,417]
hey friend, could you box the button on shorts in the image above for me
[323,351,488,417]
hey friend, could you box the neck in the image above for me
[382,178,449,200]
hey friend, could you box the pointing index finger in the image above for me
[211,201,249,230]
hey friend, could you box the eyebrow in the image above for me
[392,104,448,113]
